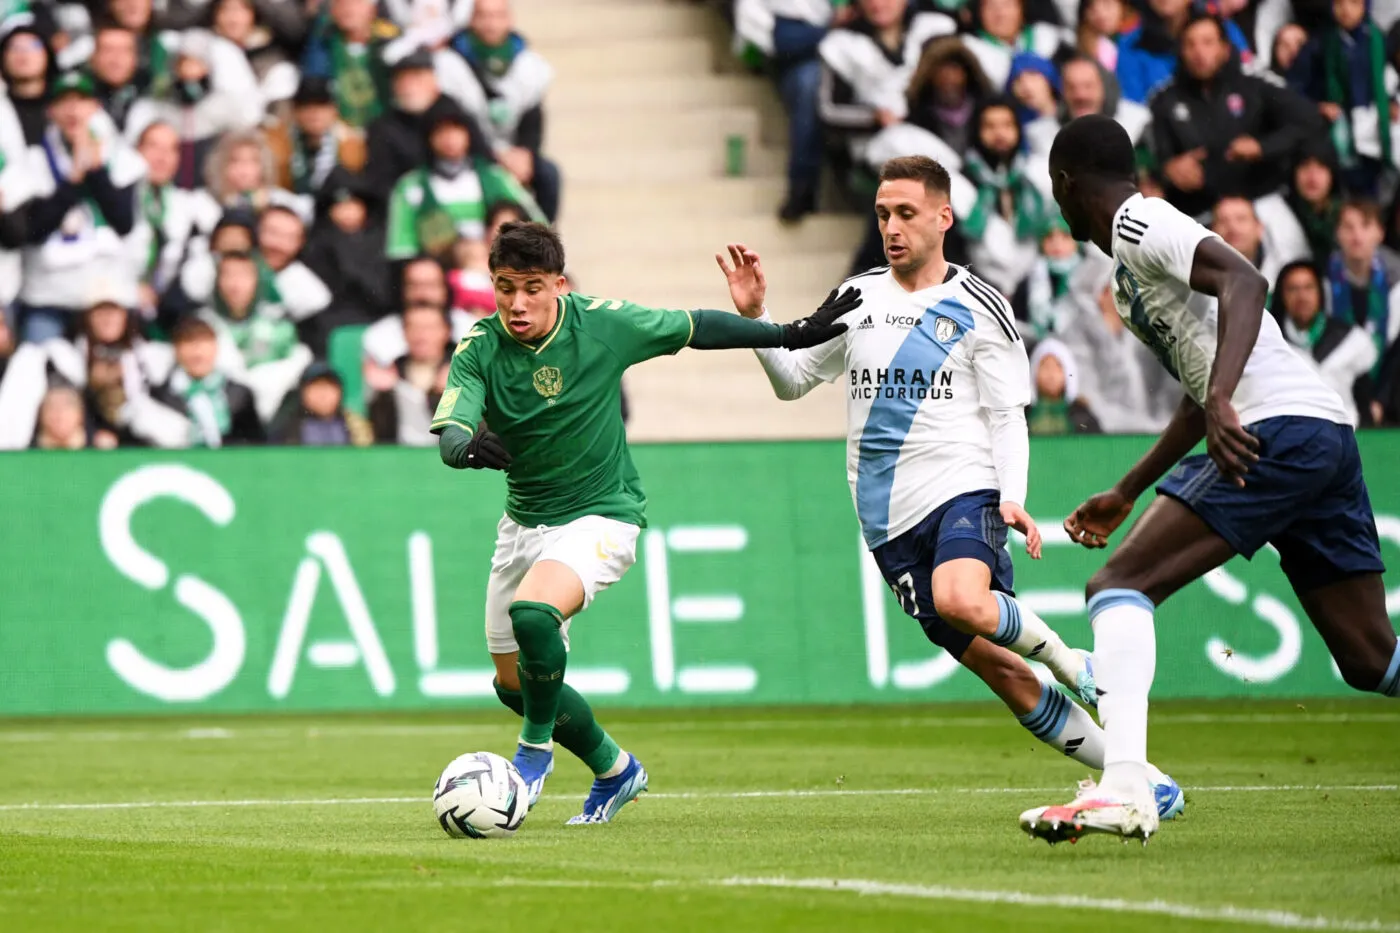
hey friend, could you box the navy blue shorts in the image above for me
[1157,416,1386,592]
[871,489,1014,660]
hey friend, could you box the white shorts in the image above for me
[483,513,641,654]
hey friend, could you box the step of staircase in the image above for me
[513,0,857,441]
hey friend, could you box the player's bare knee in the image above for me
[932,583,989,633]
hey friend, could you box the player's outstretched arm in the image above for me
[1189,237,1265,486]
[714,243,848,400]
[1064,395,1206,548]
[688,287,859,351]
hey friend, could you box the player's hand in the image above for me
[779,286,861,349]
[1064,489,1134,549]
[1000,502,1042,560]
[466,429,512,471]
[1204,395,1258,487]
[716,243,767,318]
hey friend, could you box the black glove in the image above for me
[466,428,512,470]
[778,286,862,350]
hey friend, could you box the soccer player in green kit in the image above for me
[431,222,859,824]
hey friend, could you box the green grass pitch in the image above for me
[1,699,1397,932]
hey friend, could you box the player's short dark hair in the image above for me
[878,156,952,199]
[171,316,216,343]
[1049,113,1136,182]
[489,221,565,275]
[1339,198,1383,228]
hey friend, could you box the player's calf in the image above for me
[1337,647,1400,697]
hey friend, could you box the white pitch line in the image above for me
[720,877,1400,932]
[0,783,1393,813]
[1,710,1397,744]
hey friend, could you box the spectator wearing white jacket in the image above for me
[1211,194,1311,291]
[127,120,200,323]
[123,30,256,189]
[1272,260,1378,426]
[818,0,956,164]
[19,71,145,343]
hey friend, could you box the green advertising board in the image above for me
[1,435,1397,717]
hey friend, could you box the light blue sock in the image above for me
[1017,682,1070,740]
[989,591,1087,691]
[1379,640,1400,697]
[990,591,1024,647]
[1015,682,1106,768]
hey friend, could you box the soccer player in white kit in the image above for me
[1019,114,1396,845]
[718,155,1182,815]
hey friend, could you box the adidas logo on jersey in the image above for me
[856,315,874,330]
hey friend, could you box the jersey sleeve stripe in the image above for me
[964,275,1019,342]
[430,416,475,434]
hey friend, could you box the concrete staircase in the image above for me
[513,0,860,441]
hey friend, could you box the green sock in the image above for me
[509,601,567,747]
[493,679,621,776]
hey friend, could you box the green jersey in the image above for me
[430,292,695,528]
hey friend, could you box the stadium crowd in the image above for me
[731,0,1400,433]
[0,0,555,450]
[1,0,1396,450]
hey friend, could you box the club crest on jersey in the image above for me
[533,365,563,400]
[934,316,959,342]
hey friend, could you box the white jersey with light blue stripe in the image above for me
[765,265,1032,549]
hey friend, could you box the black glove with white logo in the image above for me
[440,423,511,471]
[465,427,512,470]
[779,287,862,350]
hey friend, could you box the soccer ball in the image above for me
[433,751,530,839]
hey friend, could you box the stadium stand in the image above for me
[0,0,1398,450]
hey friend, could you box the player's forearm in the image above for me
[1206,269,1267,406]
[438,423,475,469]
[987,407,1029,506]
[1115,395,1206,500]
[688,310,783,350]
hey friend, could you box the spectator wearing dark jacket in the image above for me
[270,362,373,446]
[302,166,393,331]
[1148,14,1319,219]
[904,36,992,158]
[264,76,367,198]
[153,316,264,447]
[1115,0,1251,103]
[1288,0,1394,196]
[361,49,493,211]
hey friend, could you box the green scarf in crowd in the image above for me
[140,184,167,280]
[1324,21,1391,167]
[179,371,230,447]
[961,149,1046,241]
[329,32,388,128]
[1027,399,1074,436]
